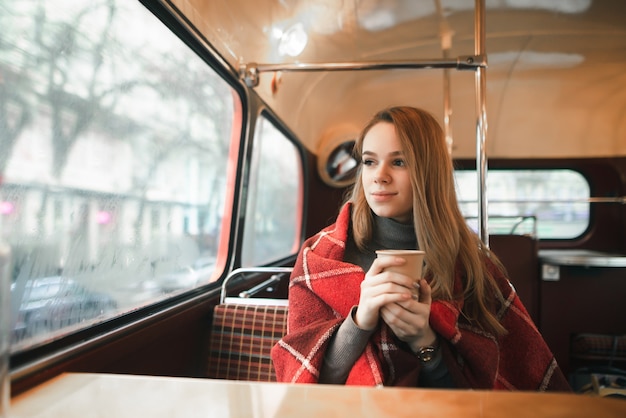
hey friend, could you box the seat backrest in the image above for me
[206,302,288,381]
[489,234,540,324]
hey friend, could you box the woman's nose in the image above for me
[374,164,390,184]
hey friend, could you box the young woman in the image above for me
[271,106,570,391]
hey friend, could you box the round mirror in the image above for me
[318,139,358,188]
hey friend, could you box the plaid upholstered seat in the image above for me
[206,300,288,381]
[571,333,626,363]
[206,267,291,381]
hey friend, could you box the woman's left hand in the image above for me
[380,278,438,351]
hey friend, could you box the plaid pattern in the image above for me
[206,303,288,381]
[271,203,571,390]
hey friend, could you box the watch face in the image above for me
[418,346,436,362]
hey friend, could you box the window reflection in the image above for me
[1,0,238,351]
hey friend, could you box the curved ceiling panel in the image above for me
[173,0,626,158]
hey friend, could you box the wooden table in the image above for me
[10,373,626,417]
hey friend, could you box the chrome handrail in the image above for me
[239,56,485,87]
[220,267,293,304]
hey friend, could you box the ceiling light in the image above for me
[278,23,308,57]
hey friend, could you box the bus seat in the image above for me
[569,333,626,393]
[205,268,291,382]
[570,333,626,368]
[489,234,540,324]
[206,301,288,381]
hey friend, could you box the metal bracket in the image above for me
[239,63,259,88]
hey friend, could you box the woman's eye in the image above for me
[362,159,374,166]
[393,159,406,167]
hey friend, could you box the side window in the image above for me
[455,170,590,239]
[1,0,240,351]
[241,116,303,266]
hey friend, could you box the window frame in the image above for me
[453,159,594,242]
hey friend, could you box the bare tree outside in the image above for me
[0,0,237,350]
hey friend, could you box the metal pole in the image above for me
[435,0,454,155]
[474,0,489,247]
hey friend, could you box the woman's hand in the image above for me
[354,256,415,331]
[380,278,437,351]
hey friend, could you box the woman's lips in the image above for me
[370,191,396,202]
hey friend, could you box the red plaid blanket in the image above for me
[271,203,570,390]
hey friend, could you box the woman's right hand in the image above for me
[354,256,415,330]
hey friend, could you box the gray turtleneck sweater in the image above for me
[343,214,418,270]
[318,214,453,387]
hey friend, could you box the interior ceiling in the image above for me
[173,0,626,159]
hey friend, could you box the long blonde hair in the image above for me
[347,106,506,335]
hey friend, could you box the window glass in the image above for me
[455,170,590,239]
[1,0,239,352]
[242,116,302,266]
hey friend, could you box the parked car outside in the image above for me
[11,275,118,343]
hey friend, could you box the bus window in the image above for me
[1,0,239,351]
[455,169,590,239]
[241,116,303,266]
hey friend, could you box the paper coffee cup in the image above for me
[375,249,425,280]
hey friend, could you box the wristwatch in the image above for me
[416,345,437,363]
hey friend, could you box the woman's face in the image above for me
[361,122,413,224]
